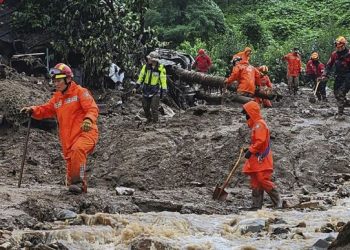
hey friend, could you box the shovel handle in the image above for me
[313,80,321,96]
[221,147,244,190]
[18,116,31,188]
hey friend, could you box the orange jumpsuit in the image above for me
[225,62,260,96]
[283,52,302,77]
[255,74,273,107]
[31,82,99,191]
[242,101,275,192]
[232,47,252,64]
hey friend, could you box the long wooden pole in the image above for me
[18,117,31,188]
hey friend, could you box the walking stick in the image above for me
[18,116,31,188]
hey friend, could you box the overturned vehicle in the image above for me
[153,49,282,109]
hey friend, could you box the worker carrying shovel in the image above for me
[21,63,99,194]
[241,101,282,209]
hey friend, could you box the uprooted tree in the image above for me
[11,0,159,87]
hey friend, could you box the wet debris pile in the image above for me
[0,73,50,126]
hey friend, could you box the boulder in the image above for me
[312,239,330,250]
[328,221,350,250]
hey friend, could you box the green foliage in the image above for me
[177,30,246,76]
[10,0,350,84]
[220,0,350,82]
[12,1,53,31]
[239,14,266,47]
[146,0,226,47]
[268,19,299,41]
[177,38,207,56]
[12,0,158,86]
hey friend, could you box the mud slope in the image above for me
[0,78,349,232]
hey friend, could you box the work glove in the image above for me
[81,118,93,132]
[20,107,33,115]
[244,150,252,159]
[320,75,328,82]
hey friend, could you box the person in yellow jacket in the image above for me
[133,51,167,123]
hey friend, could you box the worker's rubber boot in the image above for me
[68,177,84,194]
[267,188,283,209]
[335,110,345,121]
[248,189,264,210]
[345,99,350,107]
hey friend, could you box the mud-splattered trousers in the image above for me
[287,75,299,95]
[324,48,350,115]
[334,73,350,115]
[142,95,160,123]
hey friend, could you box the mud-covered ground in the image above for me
[0,77,350,249]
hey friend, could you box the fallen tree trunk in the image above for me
[172,66,283,102]
[172,66,225,88]
[196,92,253,105]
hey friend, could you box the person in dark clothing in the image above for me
[306,52,327,101]
[322,36,350,120]
[133,51,167,123]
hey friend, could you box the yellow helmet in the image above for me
[335,36,347,48]
[311,52,319,60]
[258,65,269,74]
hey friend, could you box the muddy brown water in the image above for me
[0,79,350,249]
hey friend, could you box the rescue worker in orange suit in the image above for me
[21,63,99,194]
[255,65,273,108]
[232,47,252,65]
[242,101,282,209]
[306,52,327,102]
[322,36,350,120]
[225,59,260,98]
[193,49,212,74]
[283,48,302,95]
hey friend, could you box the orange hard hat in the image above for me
[49,63,73,79]
[311,52,319,60]
[198,49,205,55]
[258,65,269,73]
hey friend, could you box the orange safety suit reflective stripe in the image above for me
[242,101,275,191]
[31,81,99,188]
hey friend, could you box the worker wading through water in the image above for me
[242,101,282,209]
[21,63,99,194]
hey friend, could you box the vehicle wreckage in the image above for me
[152,49,282,109]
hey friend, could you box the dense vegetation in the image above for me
[7,0,350,84]
[10,0,156,85]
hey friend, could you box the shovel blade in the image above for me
[213,184,228,201]
[308,95,316,103]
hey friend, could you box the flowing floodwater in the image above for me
[9,198,350,249]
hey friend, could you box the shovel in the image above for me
[213,148,244,201]
[308,79,321,103]
[18,116,31,188]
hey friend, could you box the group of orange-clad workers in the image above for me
[19,36,349,210]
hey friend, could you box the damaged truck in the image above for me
[152,48,282,109]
